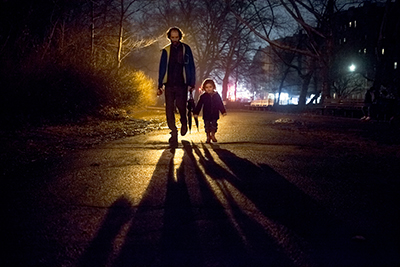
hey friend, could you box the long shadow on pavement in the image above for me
[207,144,378,267]
[114,143,266,266]
[78,197,134,267]
[77,142,378,267]
[184,141,294,267]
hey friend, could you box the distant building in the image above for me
[252,1,400,102]
[332,1,400,97]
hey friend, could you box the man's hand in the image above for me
[157,88,163,96]
[189,86,195,92]
[222,113,227,116]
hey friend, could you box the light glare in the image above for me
[349,64,356,72]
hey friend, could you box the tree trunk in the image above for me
[298,71,312,108]
[117,20,123,68]
[320,48,332,103]
[91,0,95,67]
[277,67,290,105]
[117,0,124,69]
[320,0,335,103]
[222,73,230,101]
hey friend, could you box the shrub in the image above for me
[0,61,156,128]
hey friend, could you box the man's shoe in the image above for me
[181,124,188,136]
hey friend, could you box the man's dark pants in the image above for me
[165,85,187,143]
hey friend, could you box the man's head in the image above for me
[167,27,183,44]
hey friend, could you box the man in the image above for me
[361,87,373,121]
[158,27,196,148]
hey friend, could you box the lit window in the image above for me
[343,38,346,43]
[395,62,398,69]
[382,48,385,55]
[349,21,352,27]
[364,48,367,53]
[354,20,357,28]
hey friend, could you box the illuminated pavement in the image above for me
[4,111,400,266]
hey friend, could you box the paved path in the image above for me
[4,111,400,266]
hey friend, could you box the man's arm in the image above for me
[184,44,196,88]
[157,87,163,96]
[158,49,167,89]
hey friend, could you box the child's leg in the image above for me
[210,131,217,142]
[206,131,211,143]
[204,120,211,143]
[210,120,218,142]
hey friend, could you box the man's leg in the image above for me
[176,86,188,136]
[165,87,178,146]
[361,106,367,119]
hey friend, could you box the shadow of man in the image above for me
[115,148,175,266]
[77,197,133,267]
[115,146,204,266]
[78,143,368,267]
[115,142,259,266]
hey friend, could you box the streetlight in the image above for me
[349,64,356,72]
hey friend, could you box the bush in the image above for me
[0,61,156,129]
[100,67,156,109]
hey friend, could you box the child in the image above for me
[193,78,227,143]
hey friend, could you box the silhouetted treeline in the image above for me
[0,0,155,128]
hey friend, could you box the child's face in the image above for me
[204,83,214,94]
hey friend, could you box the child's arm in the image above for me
[217,94,227,115]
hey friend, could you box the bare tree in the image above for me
[142,0,229,87]
[215,1,260,101]
[332,72,365,99]
[226,0,367,105]
[141,0,258,100]
[113,0,158,68]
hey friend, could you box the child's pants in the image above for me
[204,120,218,133]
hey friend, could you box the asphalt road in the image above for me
[3,110,400,266]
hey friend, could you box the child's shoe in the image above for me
[211,132,217,142]
[206,132,211,143]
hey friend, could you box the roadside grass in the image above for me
[0,107,166,175]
